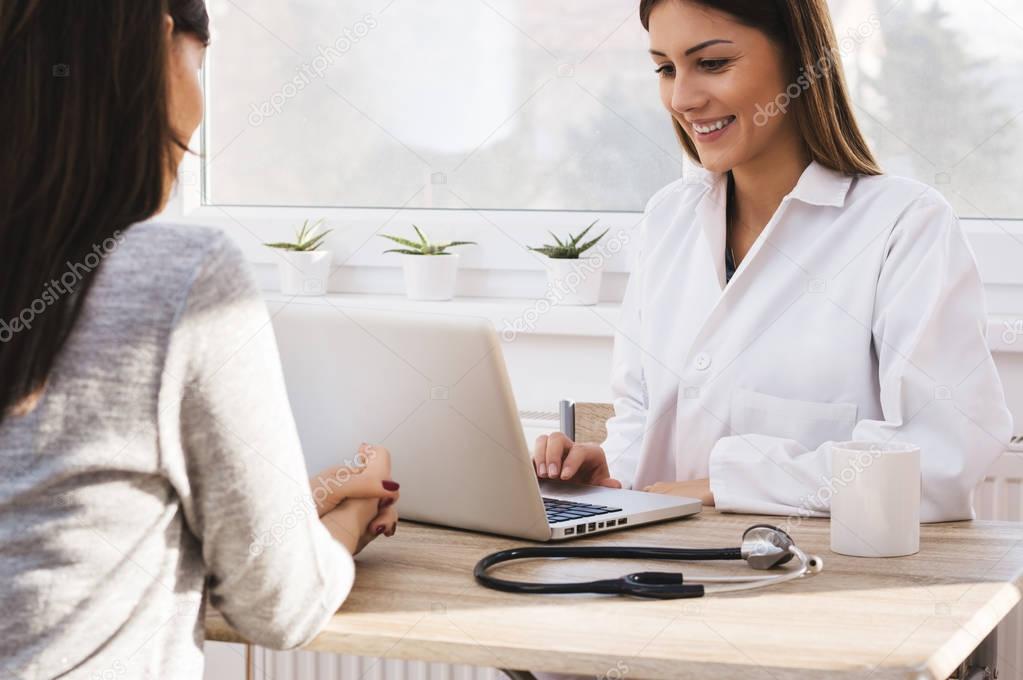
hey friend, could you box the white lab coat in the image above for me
[602,160,1014,523]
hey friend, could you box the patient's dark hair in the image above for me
[639,0,880,175]
[0,0,209,423]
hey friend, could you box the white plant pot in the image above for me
[543,255,605,306]
[401,253,460,301]
[277,250,332,296]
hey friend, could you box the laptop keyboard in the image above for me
[543,497,623,524]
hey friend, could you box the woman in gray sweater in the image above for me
[0,2,398,678]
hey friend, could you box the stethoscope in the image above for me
[474,524,823,599]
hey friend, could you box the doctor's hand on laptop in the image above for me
[532,433,716,506]
[532,432,622,489]
[310,443,401,555]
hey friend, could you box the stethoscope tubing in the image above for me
[474,545,743,599]
[474,542,822,599]
[700,545,821,593]
[475,545,743,566]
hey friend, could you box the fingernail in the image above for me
[536,463,546,478]
[560,467,572,479]
[379,497,395,509]
[375,525,386,535]
[382,480,400,491]
[547,463,558,477]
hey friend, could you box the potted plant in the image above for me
[528,220,610,305]
[264,218,333,296]
[380,225,476,301]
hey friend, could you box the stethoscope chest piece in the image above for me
[741,524,796,569]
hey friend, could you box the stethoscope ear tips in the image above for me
[740,524,797,570]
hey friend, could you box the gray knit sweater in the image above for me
[0,222,352,679]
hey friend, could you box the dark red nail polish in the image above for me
[375,525,385,535]
[379,497,395,509]
[382,480,400,491]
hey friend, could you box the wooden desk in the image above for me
[206,509,1023,679]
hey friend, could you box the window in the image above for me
[201,0,1023,221]
[829,0,1023,221]
[202,0,681,213]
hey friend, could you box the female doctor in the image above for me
[533,0,1014,524]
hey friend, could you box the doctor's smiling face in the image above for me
[647,0,802,174]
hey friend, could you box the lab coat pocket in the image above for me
[729,387,858,450]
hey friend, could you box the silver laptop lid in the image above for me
[272,303,552,541]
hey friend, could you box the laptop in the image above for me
[270,302,702,542]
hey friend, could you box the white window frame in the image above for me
[156,117,647,299]
[150,1,1023,312]
[156,113,1023,310]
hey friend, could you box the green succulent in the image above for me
[264,218,332,252]
[380,224,477,255]
[528,220,609,259]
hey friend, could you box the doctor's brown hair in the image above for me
[0,0,209,424]
[639,0,882,176]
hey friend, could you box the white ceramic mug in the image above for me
[829,440,921,558]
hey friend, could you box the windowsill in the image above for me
[262,291,623,338]
[262,290,1023,352]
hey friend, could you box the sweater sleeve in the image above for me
[163,231,354,649]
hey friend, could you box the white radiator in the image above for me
[205,446,1023,680]
[975,450,1023,680]
[257,649,506,679]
